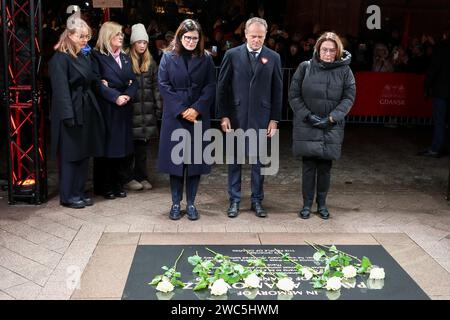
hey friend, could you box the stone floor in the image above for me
[0,124,449,300]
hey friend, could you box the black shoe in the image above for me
[299,207,311,219]
[186,205,199,221]
[83,198,94,207]
[318,206,330,220]
[103,191,116,200]
[251,202,267,218]
[227,202,240,218]
[61,200,86,209]
[114,190,127,198]
[169,204,182,221]
[417,149,442,158]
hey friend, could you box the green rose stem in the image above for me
[174,249,185,270]
[244,250,284,282]
[305,242,362,263]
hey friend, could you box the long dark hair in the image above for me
[167,19,205,56]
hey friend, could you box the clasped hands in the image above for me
[221,118,278,138]
[306,114,335,129]
[102,80,131,107]
[182,108,200,123]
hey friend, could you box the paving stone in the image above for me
[4,281,42,300]
[139,233,261,245]
[0,247,53,286]
[0,291,15,300]
[0,266,29,290]
[71,245,137,299]
[0,230,62,268]
[98,233,140,246]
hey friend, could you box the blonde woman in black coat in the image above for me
[49,16,105,209]
[123,24,162,192]
[289,32,356,220]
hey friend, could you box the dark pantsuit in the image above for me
[431,98,450,153]
[59,157,89,204]
[170,168,201,206]
[228,162,264,204]
[302,157,333,207]
[125,140,150,183]
[94,157,129,195]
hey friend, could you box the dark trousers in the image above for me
[431,98,450,153]
[302,157,333,207]
[228,162,264,204]
[124,140,150,183]
[59,157,89,204]
[93,157,129,195]
[170,169,201,206]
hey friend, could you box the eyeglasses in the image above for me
[320,47,337,55]
[78,34,91,41]
[115,32,125,38]
[183,35,199,43]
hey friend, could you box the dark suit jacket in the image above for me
[92,50,138,158]
[217,44,283,131]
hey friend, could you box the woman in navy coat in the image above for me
[49,16,105,209]
[158,19,216,221]
[92,21,138,199]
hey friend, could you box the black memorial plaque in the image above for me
[122,245,430,300]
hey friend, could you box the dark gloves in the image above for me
[63,118,75,128]
[305,114,323,126]
[313,117,334,130]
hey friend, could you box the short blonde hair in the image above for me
[54,16,91,58]
[315,32,344,60]
[95,21,123,55]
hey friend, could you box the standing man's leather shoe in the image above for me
[83,198,94,207]
[169,204,182,221]
[61,200,86,209]
[187,205,199,221]
[318,206,330,220]
[251,202,267,218]
[299,207,311,219]
[227,202,240,218]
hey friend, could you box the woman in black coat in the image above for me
[92,21,138,200]
[158,19,216,221]
[49,16,105,209]
[123,23,163,192]
[289,32,356,220]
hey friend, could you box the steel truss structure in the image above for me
[1,0,47,204]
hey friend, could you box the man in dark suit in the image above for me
[217,17,283,218]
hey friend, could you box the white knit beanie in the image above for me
[130,23,149,44]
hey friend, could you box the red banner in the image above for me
[350,72,432,117]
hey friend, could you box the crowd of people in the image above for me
[48,11,357,222]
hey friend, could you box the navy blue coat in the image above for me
[92,50,138,158]
[217,44,283,131]
[157,51,216,177]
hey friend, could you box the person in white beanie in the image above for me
[123,23,162,192]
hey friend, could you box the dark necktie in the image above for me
[250,51,258,73]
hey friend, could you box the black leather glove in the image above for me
[313,117,333,130]
[305,114,322,126]
[63,118,75,128]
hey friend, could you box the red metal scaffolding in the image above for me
[1,0,47,204]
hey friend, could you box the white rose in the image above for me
[276,278,295,292]
[244,274,261,289]
[210,279,230,296]
[367,279,385,290]
[369,268,386,280]
[302,269,314,281]
[156,278,175,293]
[325,277,342,291]
[342,266,357,279]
